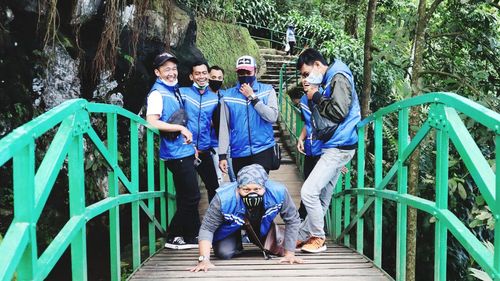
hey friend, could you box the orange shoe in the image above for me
[295,240,305,250]
[301,236,326,253]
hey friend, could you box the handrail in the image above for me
[343,92,500,281]
[277,67,500,279]
[236,21,313,52]
[277,62,304,173]
[0,99,175,281]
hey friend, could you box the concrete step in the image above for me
[259,48,287,56]
[261,53,295,61]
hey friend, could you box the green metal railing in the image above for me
[236,22,313,52]
[0,99,176,281]
[279,79,500,279]
[339,93,500,280]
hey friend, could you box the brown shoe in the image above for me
[301,236,326,253]
[295,240,305,249]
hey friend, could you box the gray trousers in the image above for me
[298,148,355,240]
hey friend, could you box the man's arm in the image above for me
[217,99,230,159]
[309,74,352,123]
[190,196,224,272]
[253,88,279,123]
[278,189,303,264]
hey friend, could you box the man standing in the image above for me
[188,164,303,272]
[180,61,220,202]
[218,55,279,175]
[208,65,236,183]
[296,48,360,253]
[285,24,296,56]
[146,52,200,249]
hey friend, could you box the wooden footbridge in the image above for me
[129,165,391,280]
[0,61,499,280]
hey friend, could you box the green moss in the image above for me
[196,18,261,87]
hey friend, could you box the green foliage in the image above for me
[196,18,261,87]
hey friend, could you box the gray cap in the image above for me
[237,164,268,188]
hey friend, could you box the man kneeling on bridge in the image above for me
[189,164,303,272]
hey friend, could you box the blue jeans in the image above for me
[298,148,355,240]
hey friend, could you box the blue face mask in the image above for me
[238,75,256,85]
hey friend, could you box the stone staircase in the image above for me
[258,47,298,165]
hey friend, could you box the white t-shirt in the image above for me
[146,90,163,116]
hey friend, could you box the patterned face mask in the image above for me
[242,192,263,209]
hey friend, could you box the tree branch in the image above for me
[425,0,445,24]
[419,70,481,95]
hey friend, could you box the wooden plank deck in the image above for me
[129,164,391,281]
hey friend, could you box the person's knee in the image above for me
[215,250,236,260]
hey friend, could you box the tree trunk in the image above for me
[361,0,377,119]
[407,0,428,280]
[344,0,360,39]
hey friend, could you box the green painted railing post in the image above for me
[396,108,409,281]
[434,105,449,281]
[130,120,141,270]
[159,159,167,231]
[374,116,383,267]
[334,176,343,240]
[495,134,500,277]
[166,166,176,225]
[107,112,121,281]
[356,127,365,254]
[344,162,352,246]
[14,141,36,280]
[69,111,88,281]
[147,130,158,256]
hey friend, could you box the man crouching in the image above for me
[189,164,303,272]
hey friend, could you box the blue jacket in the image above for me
[223,82,275,158]
[147,79,195,160]
[320,60,361,148]
[180,85,219,151]
[213,180,286,242]
[299,94,323,156]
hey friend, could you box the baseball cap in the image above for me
[153,52,178,69]
[236,55,257,71]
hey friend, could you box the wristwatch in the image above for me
[198,255,209,263]
[248,94,257,101]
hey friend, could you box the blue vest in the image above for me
[320,60,361,148]
[180,85,219,151]
[299,95,323,156]
[147,79,195,160]
[213,180,286,242]
[223,82,276,158]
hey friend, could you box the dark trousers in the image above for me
[165,155,201,238]
[213,230,243,260]
[287,41,296,55]
[231,146,274,176]
[195,151,219,202]
[299,155,321,220]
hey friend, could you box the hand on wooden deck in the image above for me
[279,251,304,264]
[188,260,215,273]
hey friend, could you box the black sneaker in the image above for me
[164,236,198,250]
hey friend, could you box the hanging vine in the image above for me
[128,0,150,72]
[39,0,59,49]
[92,0,123,82]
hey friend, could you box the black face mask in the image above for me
[243,192,264,221]
[238,75,256,85]
[209,79,223,91]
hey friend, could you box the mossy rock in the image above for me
[254,39,271,48]
[196,18,261,88]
